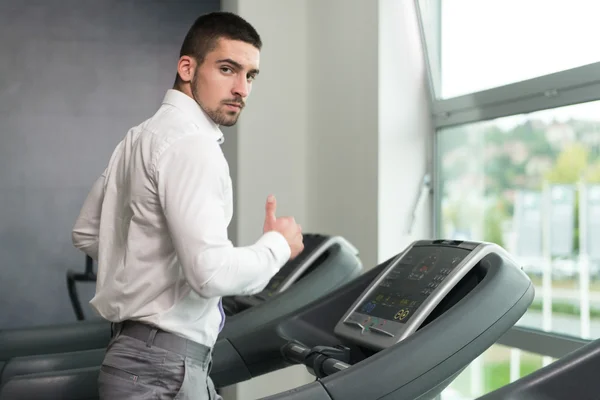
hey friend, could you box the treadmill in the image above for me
[0,240,533,400]
[0,233,361,369]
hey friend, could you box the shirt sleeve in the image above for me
[155,135,291,298]
[72,171,106,260]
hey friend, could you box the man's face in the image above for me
[191,38,260,126]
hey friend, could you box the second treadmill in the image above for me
[0,233,362,367]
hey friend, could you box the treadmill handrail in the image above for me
[66,256,97,320]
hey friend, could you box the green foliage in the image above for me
[528,300,600,318]
[586,161,600,183]
[450,357,544,397]
[440,116,600,246]
[485,154,513,196]
[484,360,542,393]
[544,143,589,184]
[483,201,507,246]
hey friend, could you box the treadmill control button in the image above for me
[369,326,395,337]
[343,320,365,331]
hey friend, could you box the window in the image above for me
[416,0,600,396]
[418,0,600,99]
[437,101,600,339]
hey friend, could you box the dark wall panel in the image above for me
[0,0,219,328]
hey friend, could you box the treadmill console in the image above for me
[334,240,486,350]
[234,234,359,306]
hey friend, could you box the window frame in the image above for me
[433,63,600,129]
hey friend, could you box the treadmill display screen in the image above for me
[357,246,470,324]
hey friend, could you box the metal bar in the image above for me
[434,80,600,129]
[496,326,590,359]
[433,62,600,115]
[85,255,94,276]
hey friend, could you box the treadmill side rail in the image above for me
[477,337,600,400]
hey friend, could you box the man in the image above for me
[72,11,303,399]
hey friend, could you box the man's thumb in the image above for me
[265,194,277,224]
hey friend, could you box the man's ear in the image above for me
[177,56,196,83]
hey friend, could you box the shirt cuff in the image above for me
[257,231,292,266]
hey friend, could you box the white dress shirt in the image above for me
[72,89,291,347]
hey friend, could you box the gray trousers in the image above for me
[98,321,222,400]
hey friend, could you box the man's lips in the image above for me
[224,103,243,110]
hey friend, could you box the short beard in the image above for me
[206,107,240,127]
[191,76,241,127]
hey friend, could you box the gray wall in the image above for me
[0,0,218,329]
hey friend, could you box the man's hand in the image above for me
[263,195,304,259]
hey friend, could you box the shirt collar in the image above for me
[162,89,224,144]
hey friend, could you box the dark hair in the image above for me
[175,12,261,85]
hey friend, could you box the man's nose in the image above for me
[232,76,249,99]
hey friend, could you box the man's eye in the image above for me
[248,74,256,82]
[220,67,233,73]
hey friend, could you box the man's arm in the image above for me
[72,172,106,260]
[156,135,291,298]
